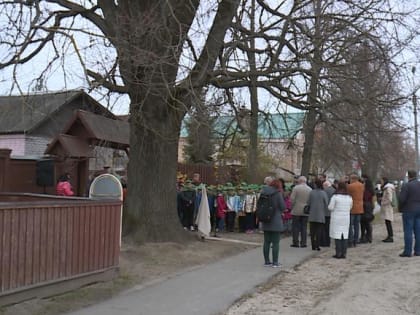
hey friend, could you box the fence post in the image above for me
[0,149,11,192]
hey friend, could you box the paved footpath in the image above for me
[67,236,316,315]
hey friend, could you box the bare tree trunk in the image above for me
[124,94,190,243]
[301,0,322,178]
[301,107,317,177]
[118,1,240,243]
[248,83,259,183]
[247,0,259,184]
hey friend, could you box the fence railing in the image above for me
[0,193,121,305]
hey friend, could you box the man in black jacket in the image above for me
[398,170,420,257]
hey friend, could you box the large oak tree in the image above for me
[0,0,240,242]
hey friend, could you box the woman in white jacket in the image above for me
[328,182,353,259]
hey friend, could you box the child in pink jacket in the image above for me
[216,192,227,232]
[56,173,74,196]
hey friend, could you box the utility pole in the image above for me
[412,66,419,176]
[413,92,419,176]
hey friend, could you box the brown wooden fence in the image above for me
[177,163,241,185]
[0,149,89,197]
[0,193,121,306]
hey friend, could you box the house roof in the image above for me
[0,90,115,134]
[45,134,93,158]
[45,110,130,156]
[257,112,304,138]
[180,112,304,139]
[73,110,130,147]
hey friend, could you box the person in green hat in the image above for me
[216,187,228,232]
[236,184,247,232]
[179,180,196,231]
[207,185,217,232]
[225,184,238,232]
[243,185,257,233]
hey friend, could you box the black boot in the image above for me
[359,234,366,243]
[366,222,373,243]
[342,239,347,258]
[382,220,393,243]
[359,236,368,244]
[333,239,342,258]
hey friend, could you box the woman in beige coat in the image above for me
[381,177,395,242]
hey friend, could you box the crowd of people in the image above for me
[176,173,292,237]
[177,170,420,267]
[286,173,400,260]
[268,171,420,264]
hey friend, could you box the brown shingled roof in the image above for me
[45,109,130,156]
[76,110,129,147]
[0,90,82,134]
[49,110,129,154]
[45,134,93,157]
[0,90,118,134]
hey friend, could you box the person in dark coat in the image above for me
[261,179,286,268]
[207,186,217,232]
[179,181,196,231]
[360,175,375,243]
[308,179,329,251]
[290,176,312,248]
[320,180,335,247]
[398,170,420,257]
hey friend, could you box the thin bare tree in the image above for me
[315,39,406,180]
[213,0,420,177]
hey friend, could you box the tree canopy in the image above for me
[1,0,420,242]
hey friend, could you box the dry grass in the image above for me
[0,232,263,315]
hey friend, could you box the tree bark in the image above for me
[124,93,190,243]
[247,83,259,183]
[118,0,240,243]
[301,107,317,177]
[301,0,322,178]
[247,0,259,184]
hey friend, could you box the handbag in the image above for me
[362,212,374,222]
[303,205,310,215]
[373,203,381,215]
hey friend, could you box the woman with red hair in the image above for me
[260,179,286,268]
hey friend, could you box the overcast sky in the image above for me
[0,0,419,118]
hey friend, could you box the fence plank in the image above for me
[10,210,19,290]
[32,208,41,285]
[1,210,11,291]
[24,209,34,286]
[0,194,121,299]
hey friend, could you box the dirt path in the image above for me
[225,214,420,315]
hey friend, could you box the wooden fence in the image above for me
[0,193,121,306]
[177,163,241,185]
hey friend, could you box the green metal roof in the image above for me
[180,112,304,139]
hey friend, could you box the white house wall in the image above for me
[89,146,128,173]
[1,135,62,157]
[25,136,51,156]
[261,138,303,178]
[0,134,26,155]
